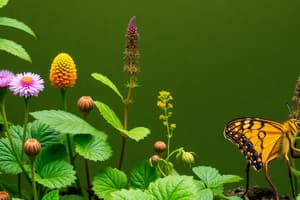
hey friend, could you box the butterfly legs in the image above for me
[265,162,279,200]
[284,155,296,199]
[243,162,250,197]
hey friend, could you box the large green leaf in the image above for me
[35,160,76,189]
[126,127,150,142]
[74,134,112,161]
[0,17,36,37]
[94,101,123,131]
[92,73,124,101]
[30,110,107,138]
[192,166,220,187]
[0,137,22,174]
[92,167,128,199]
[0,0,8,8]
[198,188,213,200]
[130,160,159,190]
[41,190,59,200]
[0,38,31,62]
[148,175,199,200]
[108,189,153,200]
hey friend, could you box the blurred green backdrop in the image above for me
[1,0,300,195]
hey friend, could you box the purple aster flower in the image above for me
[0,70,14,88]
[9,72,44,98]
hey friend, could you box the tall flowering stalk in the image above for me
[49,52,82,194]
[118,16,140,169]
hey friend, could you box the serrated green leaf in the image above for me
[35,160,76,189]
[92,167,127,199]
[127,127,150,142]
[198,188,213,200]
[0,137,22,174]
[108,189,153,200]
[0,0,8,8]
[0,38,31,62]
[74,134,112,161]
[194,180,206,190]
[30,110,107,139]
[210,174,242,188]
[41,190,59,200]
[148,175,199,200]
[0,17,36,37]
[60,195,85,200]
[94,101,123,130]
[92,73,123,100]
[192,166,221,187]
[130,160,159,189]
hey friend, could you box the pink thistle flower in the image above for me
[127,16,137,33]
[9,72,44,98]
[0,70,14,88]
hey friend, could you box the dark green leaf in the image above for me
[91,73,123,100]
[41,190,59,200]
[30,110,107,138]
[0,17,36,37]
[35,160,76,189]
[60,195,85,200]
[0,137,22,174]
[74,134,112,161]
[0,38,31,62]
[148,175,199,200]
[130,160,159,189]
[92,167,127,199]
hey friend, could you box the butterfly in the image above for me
[224,117,300,200]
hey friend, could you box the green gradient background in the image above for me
[1,0,300,195]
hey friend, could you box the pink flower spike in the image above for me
[9,72,44,98]
[127,16,137,33]
[0,70,14,88]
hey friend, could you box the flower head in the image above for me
[0,191,9,200]
[0,70,14,88]
[77,96,94,113]
[49,53,77,89]
[9,72,44,98]
[24,138,41,157]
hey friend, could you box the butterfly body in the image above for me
[224,117,300,200]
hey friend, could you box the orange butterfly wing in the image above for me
[224,118,287,171]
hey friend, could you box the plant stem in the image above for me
[118,76,135,170]
[30,159,38,200]
[85,159,92,200]
[60,88,82,194]
[21,97,30,160]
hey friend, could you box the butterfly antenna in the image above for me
[286,103,295,118]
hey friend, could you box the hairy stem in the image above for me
[21,98,29,160]
[30,159,38,200]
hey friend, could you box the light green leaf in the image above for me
[41,190,59,200]
[0,38,31,62]
[130,160,159,189]
[0,17,36,37]
[148,175,199,200]
[226,196,243,200]
[30,110,107,138]
[0,137,22,174]
[0,0,8,8]
[210,174,242,188]
[108,189,153,200]
[198,188,214,200]
[192,166,221,187]
[92,73,123,100]
[35,160,76,189]
[297,193,300,200]
[94,101,123,130]
[59,195,85,200]
[126,127,150,142]
[92,167,127,199]
[74,134,112,161]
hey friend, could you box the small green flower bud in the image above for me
[24,138,41,157]
[0,191,10,200]
[77,96,94,113]
[154,141,166,153]
[181,151,195,165]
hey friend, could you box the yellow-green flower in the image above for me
[49,53,77,89]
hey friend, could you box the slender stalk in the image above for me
[30,159,38,200]
[85,159,92,200]
[60,88,82,194]
[21,97,30,160]
[118,77,134,170]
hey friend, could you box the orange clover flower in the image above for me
[49,53,77,89]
